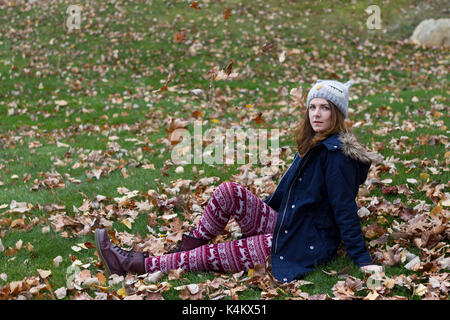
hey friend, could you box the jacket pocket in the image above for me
[314,210,335,229]
[311,220,337,263]
[313,217,338,261]
[302,219,325,263]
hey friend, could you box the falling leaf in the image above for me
[190,1,201,9]
[223,58,234,76]
[224,8,231,20]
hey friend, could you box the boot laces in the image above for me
[112,245,134,257]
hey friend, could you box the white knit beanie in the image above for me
[306,79,353,118]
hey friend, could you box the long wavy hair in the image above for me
[294,100,354,157]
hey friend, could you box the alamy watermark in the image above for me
[365,5,382,30]
[66,4,82,32]
[170,121,282,173]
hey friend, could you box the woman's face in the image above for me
[308,98,332,133]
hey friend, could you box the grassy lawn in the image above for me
[0,0,448,300]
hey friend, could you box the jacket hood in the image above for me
[320,131,384,185]
[337,131,384,165]
[320,131,384,164]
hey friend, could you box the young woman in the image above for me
[95,79,384,283]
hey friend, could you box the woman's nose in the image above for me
[312,108,321,117]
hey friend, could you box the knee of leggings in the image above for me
[219,181,239,193]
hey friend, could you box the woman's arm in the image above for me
[324,150,373,267]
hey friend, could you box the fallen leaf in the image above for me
[53,256,63,267]
[37,269,52,279]
[54,287,67,299]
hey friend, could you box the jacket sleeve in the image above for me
[325,150,372,267]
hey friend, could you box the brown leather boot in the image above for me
[94,229,148,277]
[170,233,209,253]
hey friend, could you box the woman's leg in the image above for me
[95,182,277,276]
[145,233,272,273]
[190,181,278,240]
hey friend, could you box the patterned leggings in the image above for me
[145,181,279,273]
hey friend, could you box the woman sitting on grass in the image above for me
[95,79,384,283]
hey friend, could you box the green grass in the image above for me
[0,0,449,300]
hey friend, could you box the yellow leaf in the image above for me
[95,285,111,290]
[419,173,429,181]
[117,287,127,298]
[96,272,107,285]
[11,219,25,228]
[247,269,254,277]
[430,205,442,217]
[277,287,288,295]
[383,278,395,289]
[121,218,132,229]
[245,104,254,108]
[210,118,220,124]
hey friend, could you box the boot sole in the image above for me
[94,229,112,279]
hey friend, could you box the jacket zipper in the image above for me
[273,146,319,254]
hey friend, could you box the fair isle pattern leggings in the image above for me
[144,182,279,273]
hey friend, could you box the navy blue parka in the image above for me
[263,131,383,282]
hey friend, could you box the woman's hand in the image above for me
[360,264,384,274]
